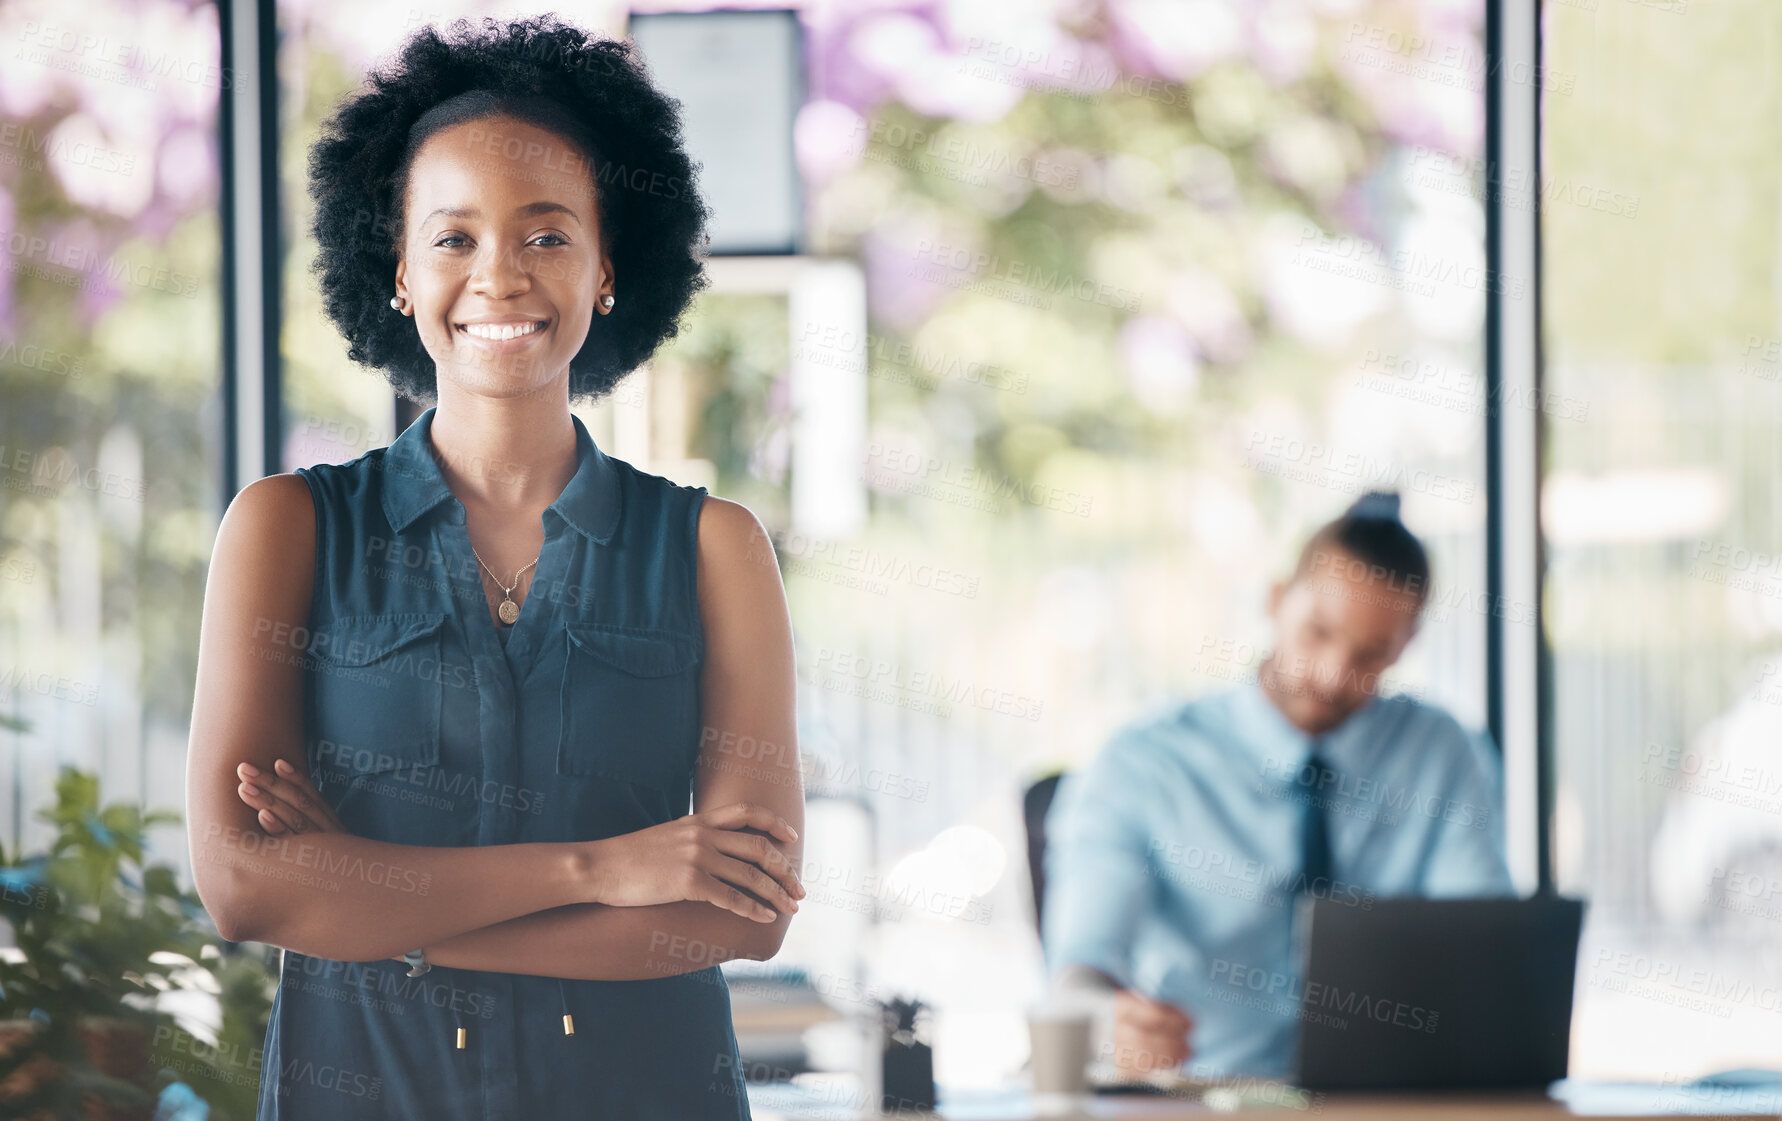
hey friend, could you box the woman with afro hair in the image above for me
[186,15,804,1119]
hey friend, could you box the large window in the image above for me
[0,0,222,855]
[699,0,1491,1085]
[1545,0,1782,1079]
[268,0,1494,1087]
[0,0,1531,1101]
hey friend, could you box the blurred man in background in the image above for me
[1042,490,1513,1082]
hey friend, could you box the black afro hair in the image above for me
[306,14,712,403]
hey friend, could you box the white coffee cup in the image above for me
[1028,996,1095,1115]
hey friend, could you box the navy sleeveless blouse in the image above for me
[257,406,750,1120]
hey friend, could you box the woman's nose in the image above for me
[468,242,533,298]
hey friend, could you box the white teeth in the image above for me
[462,321,542,341]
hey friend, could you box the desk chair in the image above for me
[1022,772,1066,935]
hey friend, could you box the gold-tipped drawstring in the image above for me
[450,980,572,1046]
[558,977,575,1035]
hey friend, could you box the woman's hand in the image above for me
[586,802,804,922]
[235,758,348,836]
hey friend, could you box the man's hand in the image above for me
[1108,989,1193,1077]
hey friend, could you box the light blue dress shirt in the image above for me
[1041,678,1513,1080]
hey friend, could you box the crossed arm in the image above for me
[187,475,804,979]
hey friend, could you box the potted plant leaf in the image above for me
[0,765,272,1120]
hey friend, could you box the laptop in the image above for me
[1291,895,1586,1091]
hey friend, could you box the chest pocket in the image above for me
[558,624,703,789]
[306,611,448,778]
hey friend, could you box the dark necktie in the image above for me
[1298,741,1335,893]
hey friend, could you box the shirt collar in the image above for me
[1228,675,1318,774]
[379,405,622,543]
[1225,674,1378,775]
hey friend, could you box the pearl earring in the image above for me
[600,294,615,310]
[389,296,402,311]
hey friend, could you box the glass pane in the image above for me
[0,0,222,855]
[274,3,610,466]
[701,0,1489,1087]
[1544,0,1782,1079]
[260,1,1489,1093]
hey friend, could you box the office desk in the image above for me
[746,1077,1782,1120]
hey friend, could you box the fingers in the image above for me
[699,801,798,844]
[711,829,805,901]
[237,777,310,835]
[235,760,341,835]
[694,873,778,923]
[1112,991,1193,1073]
[1116,989,1193,1033]
[707,853,800,917]
[269,758,346,831]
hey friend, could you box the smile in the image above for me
[457,320,547,341]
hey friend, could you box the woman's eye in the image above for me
[432,234,562,248]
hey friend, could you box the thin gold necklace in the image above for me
[469,543,539,626]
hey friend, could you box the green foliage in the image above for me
[0,767,274,1121]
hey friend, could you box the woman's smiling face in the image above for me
[395,113,611,399]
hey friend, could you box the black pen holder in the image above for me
[877,996,935,1114]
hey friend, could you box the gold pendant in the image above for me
[498,597,520,625]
